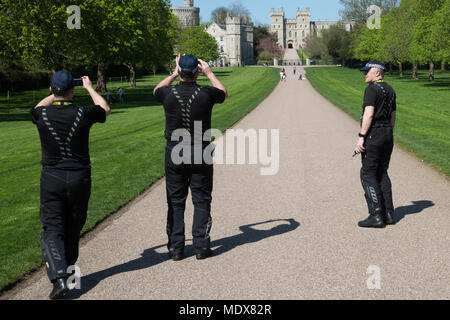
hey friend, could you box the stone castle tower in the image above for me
[170,0,200,28]
[270,7,353,49]
[226,15,242,67]
[270,7,311,49]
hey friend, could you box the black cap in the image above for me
[360,60,386,71]
[50,70,74,91]
[179,55,199,74]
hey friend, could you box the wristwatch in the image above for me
[358,133,366,138]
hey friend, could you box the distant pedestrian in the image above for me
[118,87,124,103]
[298,73,303,80]
[106,90,112,103]
[355,60,397,228]
[293,67,296,75]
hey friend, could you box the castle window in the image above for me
[220,36,223,41]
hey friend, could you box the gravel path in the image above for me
[5,50,449,300]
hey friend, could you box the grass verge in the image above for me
[305,67,450,176]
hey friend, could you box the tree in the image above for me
[339,0,400,22]
[211,1,252,26]
[211,7,229,25]
[354,25,384,62]
[430,0,450,71]
[125,0,176,87]
[176,25,219,62]
[253,25,278,58]
[409,0,446,81]
[381,4,414,77]
[229,1,251,25]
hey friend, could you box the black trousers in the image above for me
[360,126,394,215]
[40,164,91,282]
[165,143,213,253]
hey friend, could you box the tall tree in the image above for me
[430,0,450,71]
[409,0,446,81]
[381,4,414,77]
[123,0,176,87]
[339,0,400,22]
[211,7,229,25]
[176,25,219,62]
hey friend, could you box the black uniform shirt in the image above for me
[31,102,106,167]
[362,80,397,126]
[155,82,226,143]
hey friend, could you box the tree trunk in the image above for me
[389,62,393,75]
[428,61,434,81]
[412,61,418,80]
[398,62,403,77]
[96,61,107,93]
[128,64,136,88]
[152,65,157,76]
[441,60,446,71]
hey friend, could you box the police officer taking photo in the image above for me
[31,71,110,299]
[354,60,397,228]
[153,54,227,261]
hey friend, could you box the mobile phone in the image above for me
[73,78,83,87]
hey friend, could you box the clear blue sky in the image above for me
[170,0,345,25]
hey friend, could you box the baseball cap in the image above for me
[360,60,386,72]
[50,70,74,91]
[179,55,199,74]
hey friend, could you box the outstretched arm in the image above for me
[82,76,111,116]
[198,59,228,99]
[153,54,180,96]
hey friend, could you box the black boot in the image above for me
[49,277,69,300]
[195,248,213,260]
[358,213,386,228]
[384,212,395,225]
[168,248,184,261]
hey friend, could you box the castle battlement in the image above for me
[270,7,350,49]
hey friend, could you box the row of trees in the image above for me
[304,0,449,80]
[0,0,177,92]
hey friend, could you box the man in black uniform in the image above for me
[31,71,110,299]
[153,54,227,261]
[354,60,397,228]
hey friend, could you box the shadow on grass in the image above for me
[65,218,300,299]
[393,200,434,224]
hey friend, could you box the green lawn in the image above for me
[0,67,280,290]
[305,67,450,176]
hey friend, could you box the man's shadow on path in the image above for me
[66,218,300,299]
[393,200,434,224]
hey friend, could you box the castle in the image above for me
[170,0,200,28]
[170,0,255,67]
[270,8,354,49]
[205,17,254,67]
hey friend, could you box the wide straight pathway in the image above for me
[6,50,449,300]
